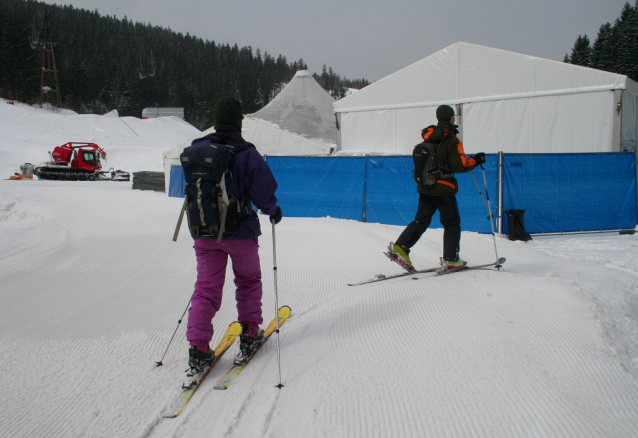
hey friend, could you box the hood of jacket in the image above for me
[196,130,254,153]
[421,121,459,142]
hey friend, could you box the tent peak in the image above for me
[294,70,312,78]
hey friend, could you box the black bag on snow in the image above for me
[504,209,532,242]
[179,135,252,242]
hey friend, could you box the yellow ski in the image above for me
[213,306,291,390]
[162,321,241,418]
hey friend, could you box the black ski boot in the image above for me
[235,324,264,365]
[188,345,215,375]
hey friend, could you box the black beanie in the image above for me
[214,97,244,131]
[436,105,455,122]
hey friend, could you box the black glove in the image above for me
[473,152,486,165]
[270,206,282,224]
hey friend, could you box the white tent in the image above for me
[162,116,332,193]
[334,42,638,155]
[163,69,338,193]
[252,69,338,145]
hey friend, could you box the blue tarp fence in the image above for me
[169,153,637,234]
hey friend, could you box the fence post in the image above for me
[497,151,504,234]
[362,155,368,222]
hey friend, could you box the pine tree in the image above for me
[0,0,39,101]
[617,1,638,80]
[567,1,638,81]
[591,22,618,73]
[568,35,592,67]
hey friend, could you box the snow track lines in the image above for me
[2,183,638,437]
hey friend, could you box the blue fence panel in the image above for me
[365,155,497,233]
[455,156,498,234]
[167,153,636,234]
[168,165,186,198]
[364,156,415,226]
[267,156,366,221]
[503,153,637,233]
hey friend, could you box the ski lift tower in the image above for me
[39,19,61,107]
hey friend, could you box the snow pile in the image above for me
[0,99,200,177]
[1,101,638,437]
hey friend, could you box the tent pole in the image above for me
[497,151,503,235]
[362,155,368,222]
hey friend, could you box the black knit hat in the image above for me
[436,105,455,122]
[214,97,244,131]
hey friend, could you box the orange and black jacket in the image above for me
[417,121,478,196]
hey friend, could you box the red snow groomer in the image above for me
[34,142,130,181]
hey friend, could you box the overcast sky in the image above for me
[40,0,630,82]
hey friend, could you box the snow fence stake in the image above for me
[271,217,284,388]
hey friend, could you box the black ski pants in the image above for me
[395,194,461,261]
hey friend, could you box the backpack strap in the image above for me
[215,167,232,242]
[172,195,188,242]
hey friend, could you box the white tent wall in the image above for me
[337,90,614,155]
[162,117,331,193]
[242,117,332,156]
[337,106,439,154]
[338,110,398,153]
[334,42,635,155]
[463,90,614,153]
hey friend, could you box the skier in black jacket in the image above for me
[388,105,485,271]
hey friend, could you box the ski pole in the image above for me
[271,217,284,388]
[156,293,193,366]
[471,166,500,262]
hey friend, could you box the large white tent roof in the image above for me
[334,42,636,113]
[334,42,638,155]
[252,70,337,145]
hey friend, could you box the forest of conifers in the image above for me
[563,1,637,82]
[0,0,369,129]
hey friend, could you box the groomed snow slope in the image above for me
[1,181,638,438]
[1,100,638,438]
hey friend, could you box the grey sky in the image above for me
[41,0,629,82]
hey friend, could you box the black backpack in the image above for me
[414,126,455,188]
[413,140,440,186]
[176,135,252,242]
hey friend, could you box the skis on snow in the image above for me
[348,254,506,286]
[213,305,291,390]
[162,321,242,418]
[162,305,292,417]
[437,257,506,276]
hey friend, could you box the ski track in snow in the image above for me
[1,181,638,437]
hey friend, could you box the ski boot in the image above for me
[234,324,264,365]
[386,242,415,272]
[440,257,467,271]
[187,345,215,376]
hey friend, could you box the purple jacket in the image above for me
[204,131,279,240]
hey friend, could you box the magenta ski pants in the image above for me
[186,238,264,346]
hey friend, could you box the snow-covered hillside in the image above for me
[0,99,200,177]
[1,101,638,438]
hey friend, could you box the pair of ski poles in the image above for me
[471,163,500,263]
[157,218,286,388]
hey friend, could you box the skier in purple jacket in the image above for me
[186,97,282,372]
